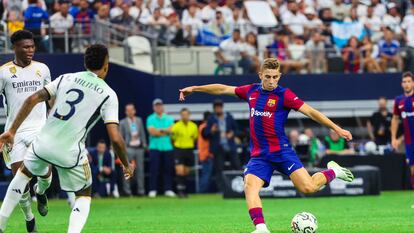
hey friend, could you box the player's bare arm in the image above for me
[391,114,400,150]
[0,88,50,148]
[298,103,352,141]
[179,84,237,101]
[106,123,134,179]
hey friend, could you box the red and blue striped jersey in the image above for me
[393,94,414,145]
[235,83,304,157]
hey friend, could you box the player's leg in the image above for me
[33,166,52,216]
[244,159,273,233]
[0,148,50,232]
[60,156,93,233]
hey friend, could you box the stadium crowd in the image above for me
[1,0,414,74]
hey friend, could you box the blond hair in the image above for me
[260,58,280,71]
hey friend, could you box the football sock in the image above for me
[321,169,336,184]
[249,207,265,226]
[19,190,34,221]
[0,170,31,231]
[176,175,186,193]
[36,174,52,195]
[68,196,91,233]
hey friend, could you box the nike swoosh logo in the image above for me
[399,105,404,109]
[288,163,295,171]
[249,97,256,100]
[294,97,298,100]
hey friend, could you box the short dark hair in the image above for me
[402,71,414,81]
[10,30,34,45]
[213,99,223,107]
[84,44,108,71]
[180,108,189,113]
[97,139,106,145]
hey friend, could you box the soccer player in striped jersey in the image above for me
[179,58,354,233]
[0,30,51,233]
[0,44,134,233]
[391,72,414,190]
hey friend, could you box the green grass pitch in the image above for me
[4,191,414,233]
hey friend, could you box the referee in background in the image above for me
[171,108,198,198]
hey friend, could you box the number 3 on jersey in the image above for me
[53,88,84,120]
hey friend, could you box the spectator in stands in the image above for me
[360,5,382,42]
[218,0,234,23]
[304,7,323,33]
[214,29,251,74]
[146,98,176,198]
[287,35,309,73]
[204,99,241,192]
[24,0,49,52]
[360,36,382,73]
[401,5,414,73]
[238,8,257,37]
[288,129,299,150]
[172,0,187,19]
[182,3,202,45]
[331,0,349,21]
[282,0,307,36]
[210,10,231,38]
[148,7,169,29]
[342,36,361,73]
[6,9,24,34]
[304,128,322,164]
[318,8,334,36]
[305,31,327,74]
[69,0,80,17]
[2,0,23,19]
[110,0,124,19]
[367,97,392,147]
[371,0,386,18]
[198,111,213,193]
[89,140,113,197]
[378,27,402,72]
[382,3,401,36]
[93,4,110,44]
[350,0,367,18]
[129,0,151,25]
[171,108,198,198]
[325,130,355,155]
[50,0,74,53]
[201,0,219,23]
[111,3,135,30]
[150,0,174,17]
[74,0,94,35]
[344,7,359,23]
[120,103,147,196]
[243,32,260,73]
[166,12,189,46]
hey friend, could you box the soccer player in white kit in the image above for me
[0,44,134,233]
[0,30,51,233]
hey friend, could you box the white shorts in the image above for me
[24,147,92,192]
[3,131,38,169]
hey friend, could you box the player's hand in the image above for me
[391,138,400,151]
[0,131,15,152]
[179,86,196,101]
[336,128,352,141]
[122,163,135,180]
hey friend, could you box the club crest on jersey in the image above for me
[9,66,16,75]
[267,99,276,107]
[36,70,42,78]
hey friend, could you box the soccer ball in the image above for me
[291,212,318,233]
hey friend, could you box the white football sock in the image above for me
[256,223,268,230]
[19,190,34,221]
[67,192,76,209]
[67,197,91,233]
[36,174,52,195]
[0,170,31,231]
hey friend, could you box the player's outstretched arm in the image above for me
[179,84,237,101]
[298,103,353,141]
[390,115,400,150]
[106,123,134,179]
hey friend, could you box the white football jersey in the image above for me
[0,61,51,134]
[33,71,119,168]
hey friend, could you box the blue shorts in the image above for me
[405,144,414,166]
[244,150,303,187]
